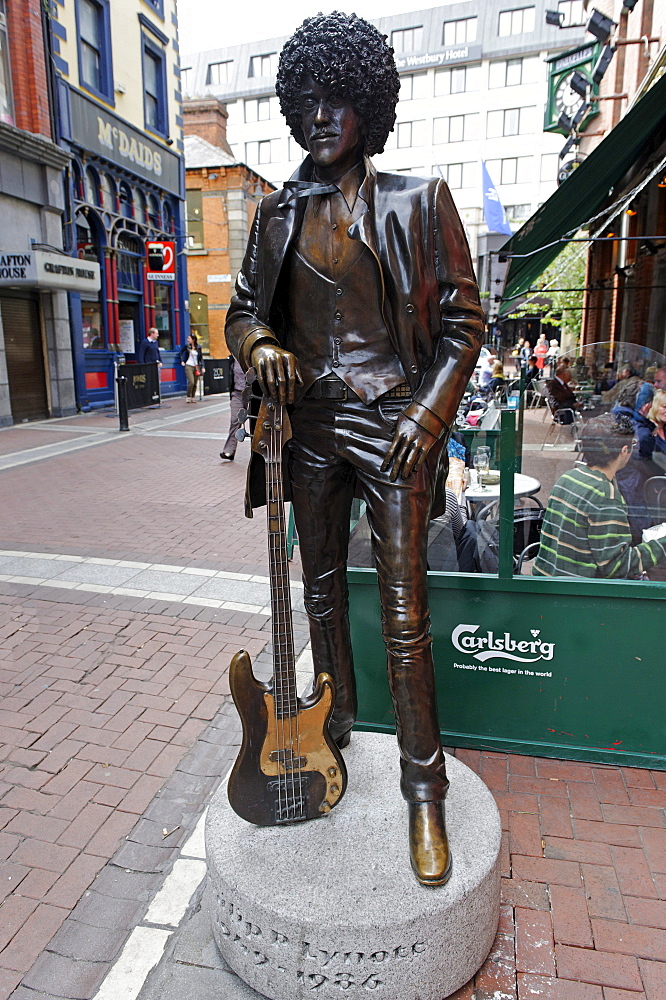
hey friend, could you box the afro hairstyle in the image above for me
[275,11,400,157]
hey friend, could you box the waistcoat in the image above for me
[285,242,406,404]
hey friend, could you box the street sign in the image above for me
[146,240,176,281]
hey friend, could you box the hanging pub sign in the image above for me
[146,241,176,281]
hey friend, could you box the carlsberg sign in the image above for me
[452,624,555,664]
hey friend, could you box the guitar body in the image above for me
[228,650,347,826]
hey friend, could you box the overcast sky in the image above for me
[177,0,455,54]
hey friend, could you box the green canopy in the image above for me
[499,73,666,314]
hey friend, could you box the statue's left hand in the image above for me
[381,414,438,481]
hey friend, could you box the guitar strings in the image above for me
[268,402,303,820]
[267,414,285,822]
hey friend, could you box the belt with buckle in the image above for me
[306,377,356,400]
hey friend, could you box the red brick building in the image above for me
[183,98,273,359]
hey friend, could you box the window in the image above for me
[289,136,304,160]
[162,201,174,235]
[148,194,161,229]
[116,233,142,291]
[142,0,163,18]
[118,181,133,219]
[433,114,478,144]
[84,166,100,206]
[100,173,116,211]
[133,189,146,224]
[433,162,475,188]
[397,120,426,148]
[558,0,585,26]
[505,204,530,221]
[442,17,477,46]
[0,0,14,125]
[189,293,209,354]
[143,37,167,134]
[400,73,429,101]
[391,26,423,53]
[180,67,192,95]
[153,283,173,350]
[245,139,276,164]
[540,152,558,182]
[485,156,533,185]
[434,64,480,95]
[206,60,232,85]
[498,7,535,36]
[486,107,535,138]
[186,189,204,248]
[77,0,112,99]
[249,52,277,78]
[488,57,538,88]
[245,97,271,122]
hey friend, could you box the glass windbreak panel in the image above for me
[153,282,173,350]
[512,341,666,582]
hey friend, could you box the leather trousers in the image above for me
[288,392,449,803]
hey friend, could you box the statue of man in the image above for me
[226,12,484,886]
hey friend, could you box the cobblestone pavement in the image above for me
[0,400,665,1000]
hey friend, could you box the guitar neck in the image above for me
[264,404,297,719]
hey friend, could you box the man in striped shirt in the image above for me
[534,415,666,579]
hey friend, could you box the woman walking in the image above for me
[180,334,203,403]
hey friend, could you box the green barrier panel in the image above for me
[349,569,666,769]
[348,401,666,770]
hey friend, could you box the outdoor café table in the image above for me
[465,472,541,510]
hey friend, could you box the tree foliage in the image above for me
[509,241,587,347]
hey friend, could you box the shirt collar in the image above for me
[313,160,366,213]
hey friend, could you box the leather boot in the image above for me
[409,801,452,887]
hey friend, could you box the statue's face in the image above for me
[299,75,364,176]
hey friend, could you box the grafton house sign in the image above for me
[0,250,100,293]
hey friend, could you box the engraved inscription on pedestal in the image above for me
[206,734,502,1000]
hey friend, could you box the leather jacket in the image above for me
[226,157,485,512]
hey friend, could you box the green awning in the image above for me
[499,73,666,314]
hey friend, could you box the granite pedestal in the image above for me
[206,732,501,1000]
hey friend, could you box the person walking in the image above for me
[179,333,203,403]
[220,358,247,461]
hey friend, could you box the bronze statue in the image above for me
[226,12,484,886]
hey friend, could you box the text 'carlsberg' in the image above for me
[452,624,555,664]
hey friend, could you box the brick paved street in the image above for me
[0,400,665,1000]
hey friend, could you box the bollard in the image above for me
[116,373,130,432]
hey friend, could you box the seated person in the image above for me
[533,414,666,579]
[477,350,497,391]
[648,389,666,458]
[547,366,581,424]
[524,354,540,388]
[604,366,642,411]
[487,361,506,396]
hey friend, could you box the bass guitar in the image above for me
[227,395,347,826]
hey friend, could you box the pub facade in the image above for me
[49,0,189,408]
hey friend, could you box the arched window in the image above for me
[71,161,84,201]
[189,292,209,353]
[118,181,133,218]
[162,200,174,235]
[85,166,100,206]
[101,173,116,212]
[133,189,147,224]
[148,194,161,229]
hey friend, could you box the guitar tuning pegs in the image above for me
[237,408,248,423]
[235,428,247,442]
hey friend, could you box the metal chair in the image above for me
[541,397,583,450]
[530,379,550,412]
[514,508,545,573]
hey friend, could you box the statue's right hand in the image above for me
[250,343,302,405]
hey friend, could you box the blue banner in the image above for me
[482,161,512,236]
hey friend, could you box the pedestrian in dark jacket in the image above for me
[137,327,162,366]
